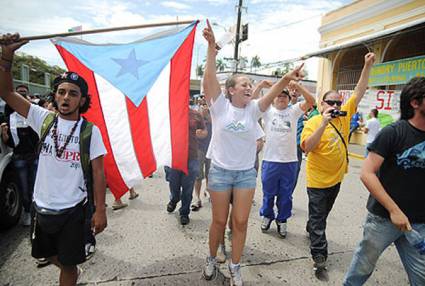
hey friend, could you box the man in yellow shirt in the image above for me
[301,53,375,273]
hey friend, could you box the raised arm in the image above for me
[0,33,31,118]
[251,80,273,99]
[289,80,315,112]
[353,52,375,107]
[202,20,221,104]
[258,64,304,112]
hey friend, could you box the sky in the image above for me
[0,0,353,81]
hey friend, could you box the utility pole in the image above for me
[234,0,243,73]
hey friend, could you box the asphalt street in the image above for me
[0,144,409,285]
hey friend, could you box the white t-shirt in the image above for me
[263,103,304,163]
[366,117,381,144]
[27,105,107,210]
[206,93,262,170]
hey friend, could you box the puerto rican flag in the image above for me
[52,21,198,199]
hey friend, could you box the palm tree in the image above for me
[196,64,204,77]
[239,56,248,70]
[250,55,261,72]
[216,58,226,72]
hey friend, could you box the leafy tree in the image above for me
[196,64,204,77]
[10,52,65,85]
[216,58,227,72]
[250,55,261,72]
[239,56,248,70]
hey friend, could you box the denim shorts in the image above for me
[208,163,257,192]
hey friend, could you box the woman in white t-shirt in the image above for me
[201,20,304,285]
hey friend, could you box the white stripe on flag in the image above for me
[146,63,172,168]
[95,74,143,188]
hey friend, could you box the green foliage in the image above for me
[10,52,65,85]
[216,58,227,71]
[251,55,261,71]
[196,64,204,77]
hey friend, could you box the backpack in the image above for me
[38,113,94,207]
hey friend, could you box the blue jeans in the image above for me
[165,159,200,216]
[344,212,425,286]
[260,161,298,222]
[13,158,38,213]
[208,164,257,191]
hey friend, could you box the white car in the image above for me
[0,135,21,230]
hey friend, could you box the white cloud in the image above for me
[161,1,191,10]
[0,0,351,81]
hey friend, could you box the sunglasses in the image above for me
[324,100,343,107]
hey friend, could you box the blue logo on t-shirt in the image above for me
[396,141,425,169]
[225,121,246,132]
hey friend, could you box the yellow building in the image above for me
[305,0,425,144]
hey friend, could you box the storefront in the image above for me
[304,0,425,144]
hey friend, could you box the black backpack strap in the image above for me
[329,121,349,164]
[79,118,94,207]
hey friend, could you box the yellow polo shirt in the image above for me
[301,95,357,188]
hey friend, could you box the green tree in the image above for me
[196,64,204,77]
[239,56,248,70]
[272,62,293,76]
[250,55,261,72]
[216,58,227,72]
[10,52,65,85]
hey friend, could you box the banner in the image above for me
[369,55,425,86]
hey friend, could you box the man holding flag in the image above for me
[0,33,107,286]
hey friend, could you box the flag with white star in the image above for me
[52,21,198,199]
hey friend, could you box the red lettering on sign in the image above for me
[376,90,385,110]
[385,90,393,110]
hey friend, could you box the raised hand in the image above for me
[202,19,216,48]
[364,52,376,67]
[258,80,273,89]
[0,33,28,58]
[284,63,305,82]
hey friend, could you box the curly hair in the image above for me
[400,77,425,120]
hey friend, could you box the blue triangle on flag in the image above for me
[54,22,196,107]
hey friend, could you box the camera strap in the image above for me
[329,121,349,164]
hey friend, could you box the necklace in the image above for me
[51,115,80,158]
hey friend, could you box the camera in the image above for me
[330,109,347,118]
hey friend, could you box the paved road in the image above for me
[0,144,409,285]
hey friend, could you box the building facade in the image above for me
[307,0,425,144]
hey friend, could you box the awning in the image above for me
[302,18,425,59]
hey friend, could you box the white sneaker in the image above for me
[216,244,226,263]
[229,263,243,286]
[202,256,217,280]
[276,221,287,238]
[21,212,31,226]
[261,217,272,232]
[85,243,96,260]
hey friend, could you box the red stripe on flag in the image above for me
[169,25,197,173]
[55,45,128,199]
[126,98,156,177]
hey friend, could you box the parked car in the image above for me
[0,135,21,230]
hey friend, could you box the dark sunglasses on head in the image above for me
[324,100,343,106]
